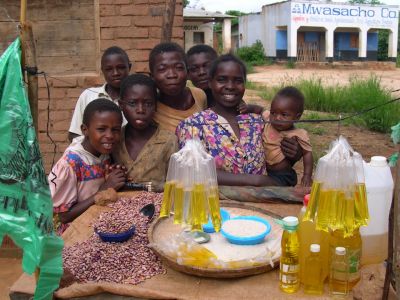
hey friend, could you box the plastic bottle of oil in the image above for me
[304,244,324,295]
[329,229,361,290]
[279,216,300,293]
[298,194,329,284]
[329,247,349,296]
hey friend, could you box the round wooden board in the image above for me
[148,200,283,278]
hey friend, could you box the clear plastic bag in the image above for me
[159,139,221,232]
[303,136,369,236]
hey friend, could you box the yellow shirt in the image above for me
[153,86,207,133]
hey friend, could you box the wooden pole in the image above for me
[383,197,394,299]
[19,0,39,133]
[394,146,400,296]
[161,0,176,43]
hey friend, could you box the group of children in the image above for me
[50,42,313,234]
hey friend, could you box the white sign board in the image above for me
[291,2,399,29]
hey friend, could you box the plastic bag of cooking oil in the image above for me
[303,136,369,237]
[159,139,221,232]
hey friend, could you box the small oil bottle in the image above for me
[279,216,300,293]
[304,244,324,295]
[329,246,349,296]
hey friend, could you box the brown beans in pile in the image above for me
[63,192,166,284]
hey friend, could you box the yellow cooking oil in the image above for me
[303,244,324,295]
[316,188,332,232]
[173,184,184,224]
[344,196,356,237]
[329,229,361,290]
[208,186,221,232]
[160,181,176,218]
[177,242,217,268]
[194,183,208,223]
[334,190,345,231]
[279,216,300,294]
[183,188,192,225]
[303,181,321,221]
[354,183,369,227]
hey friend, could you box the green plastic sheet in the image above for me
[0,38,63,299]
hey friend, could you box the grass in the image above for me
[246,75,399,133]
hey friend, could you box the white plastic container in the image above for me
[360,156,394,265]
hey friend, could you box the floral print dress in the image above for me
[176,109,266,175]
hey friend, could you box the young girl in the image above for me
[50,99,126,235]
[69,46,131,141]
[113,74,178,190]
[176,54,277,186]
[262,87,313,187]
[149,42,207,132]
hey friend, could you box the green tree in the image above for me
[348,0,382,4]
[183,0,189,8]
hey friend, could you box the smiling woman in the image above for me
[176,54,278,187]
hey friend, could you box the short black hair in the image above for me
[274,86,305,113]
[187,44,218,59]
[120,74,158,100]
[101,46,130,66]
[209,53,247,82]
[82,98,123,126]
[149,42,186,72]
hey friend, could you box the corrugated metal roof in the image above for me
[183,9,235,19]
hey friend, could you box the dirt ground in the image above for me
[245,65,399,168]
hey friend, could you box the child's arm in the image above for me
[238,100,264,115]
[301,150,313,187]
[58,168,126,224]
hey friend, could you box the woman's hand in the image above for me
[281,137,303,164]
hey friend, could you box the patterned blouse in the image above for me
[176,109,266,175]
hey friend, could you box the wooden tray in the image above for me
[148,201,283,278]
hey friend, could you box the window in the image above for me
[193,32,205,44]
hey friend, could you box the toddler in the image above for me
[262,86,313,187]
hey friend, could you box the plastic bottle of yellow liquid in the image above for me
[329,246,349,296]
[329,229,361,290]
[304,244,324,295]
[360,156,393,265]
[279,216,300,293]
[298,194,329,284]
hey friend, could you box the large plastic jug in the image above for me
[360,156,393,265]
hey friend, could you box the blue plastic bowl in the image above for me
[221,216,271,245]
[95,225,136,243]
[202,208,230,233]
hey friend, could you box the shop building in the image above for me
[239,0,399,61]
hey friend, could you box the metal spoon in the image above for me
[140,203,155,222]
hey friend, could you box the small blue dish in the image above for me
[95,225,136,243]
[221,216,271,245]
[202,208,230,233]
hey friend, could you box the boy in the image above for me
[149,42,207,132]
[262,86,313,187]
[68,46,131,141]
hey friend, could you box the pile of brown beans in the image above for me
[63,192,166,284]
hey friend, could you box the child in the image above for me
[186,44,218,108]
[149,42,207,132]
[113,74,178,190]
[68,46,131,141]
[262,86,313,187]
[50,99,126,235]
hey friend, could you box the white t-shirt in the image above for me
[69,84,127,135]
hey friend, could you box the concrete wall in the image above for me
[0,0,184,172]
[183,22,213,50]
[238,14,262,47]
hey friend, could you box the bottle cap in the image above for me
[303,194,310,207]
[335,247,346,255]
[370,156,388,167]
[282,216,298,228]
[310,244,320,252]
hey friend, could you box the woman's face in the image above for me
[151,51,187,96]
[119,84,156,130]
[209,61,245,109]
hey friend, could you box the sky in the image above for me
[187,0,400,13]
